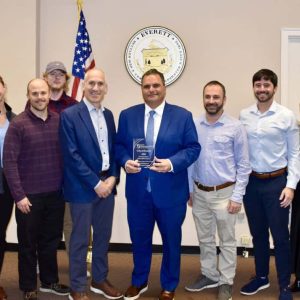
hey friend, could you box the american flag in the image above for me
[69,10,95,101]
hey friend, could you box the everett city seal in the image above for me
[125,26,187,86]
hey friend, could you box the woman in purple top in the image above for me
[0,75,16,300]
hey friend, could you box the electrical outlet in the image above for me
[242,250,249,258]
[240,235,251,246]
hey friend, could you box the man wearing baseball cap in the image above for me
[43,61,78,115]
[43,61,78,257]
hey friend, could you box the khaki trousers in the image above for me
[192,184,237,285]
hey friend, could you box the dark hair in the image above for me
[0,75,5,87]
[252,69,278,88]
[203,80,226,97]
[141,69,165,86]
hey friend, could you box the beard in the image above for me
[204,103,224,115]
[255,90,275,103]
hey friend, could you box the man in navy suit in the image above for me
[116,69,200,300]
[59,69,122,300]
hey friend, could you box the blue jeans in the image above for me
[243,174,291,288]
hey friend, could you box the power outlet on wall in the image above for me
[240,235,251,246]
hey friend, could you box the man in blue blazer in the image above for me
[116,69,200,300]
[59,69,122,300]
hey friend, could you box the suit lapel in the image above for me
[78,102,100,151]
[103,109,112,152]
[137,105,146,139]
[156,103,172,150]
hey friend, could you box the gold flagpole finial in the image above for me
[77,0,83,17]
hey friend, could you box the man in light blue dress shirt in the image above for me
[239,69,300,300]
[185,81,251,300]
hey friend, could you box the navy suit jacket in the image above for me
[115,102,200,208]
[59,100,119,203]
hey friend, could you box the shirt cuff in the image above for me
[230,192,243,204]
[94,179,102,190]
[167,159,174,172]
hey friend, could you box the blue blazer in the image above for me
[59,101,119,203]
[115,102,200,208]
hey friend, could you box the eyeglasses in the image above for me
[48,72,65,78]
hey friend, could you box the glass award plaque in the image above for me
[133,138,155,168]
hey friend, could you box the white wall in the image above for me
[3,0,300,245]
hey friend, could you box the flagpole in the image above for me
[74,0,93,266]
[70,2,95,101]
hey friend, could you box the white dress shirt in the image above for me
[240,101,300,189]
[144,101,173,171]
[83,98,110,171]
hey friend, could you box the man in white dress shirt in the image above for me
[240,69,300,300]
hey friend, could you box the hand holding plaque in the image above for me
[133,138,155,168]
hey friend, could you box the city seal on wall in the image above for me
[125,26,187,86]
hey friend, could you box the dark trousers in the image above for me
[291,182,300,278]
[69,194,115,292]
[15,191,65,292]
[127,192,186,291]
[0,175,14,275]
[243,174,291,288]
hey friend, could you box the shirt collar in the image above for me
[200,112,226,126]
[249,100,278,115]
[83,98,105,113]
[144,101,165,117]
[25,106,53,121]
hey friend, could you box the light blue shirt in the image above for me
[188,113,251,203]
[83,99,110,171]
[0,118,9,167]
[240,101,300,189]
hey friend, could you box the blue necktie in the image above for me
[145,110,155,146]
[146,110,155,192]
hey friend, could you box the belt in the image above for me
[251,167,287,179]
[194,181,235,192]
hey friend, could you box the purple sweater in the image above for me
[3,108,62,202]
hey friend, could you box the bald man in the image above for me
[3,79,69,300]
[60,69,122,300]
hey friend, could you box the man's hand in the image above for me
[279,187,294,208]
[150,158,171,173]
[104,176,117,191]
[95,181,112,198]
[125,160,141,173]
[187,193,193,207]
[17,197,32,214]
[227,200,242,214]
